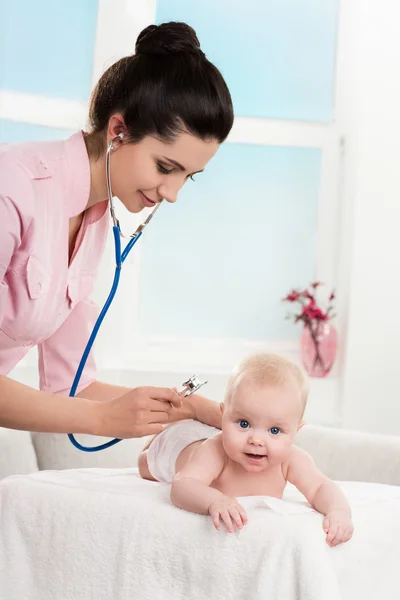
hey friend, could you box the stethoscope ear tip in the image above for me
[109,133,124,152]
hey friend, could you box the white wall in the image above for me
[336,0,400,434]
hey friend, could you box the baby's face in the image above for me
[221,379,303,473]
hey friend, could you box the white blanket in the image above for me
[0,468,399,600]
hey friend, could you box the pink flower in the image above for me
[301,302,328,321]
[284,290,300,302]
[282,282,335,326]
[309,308,328,321]
[301,290,315,301]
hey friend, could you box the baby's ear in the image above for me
[219,402,225,415]
[297,419,306,431]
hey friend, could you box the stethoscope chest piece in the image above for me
[179,375,208,397]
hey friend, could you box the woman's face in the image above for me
[106,124,219,213]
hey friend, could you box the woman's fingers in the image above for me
[147,410,170,424]
[147,387,183,408]
[147,399,174,412]
[145,422,170,435]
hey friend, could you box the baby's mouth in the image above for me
[245,453,267,462]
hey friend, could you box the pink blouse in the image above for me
[0,131,109,395]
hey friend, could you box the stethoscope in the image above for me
[68,134,207,452]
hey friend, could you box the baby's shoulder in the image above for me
[281,445,313,480]
[200,432,228,465]
[202,431,224,453]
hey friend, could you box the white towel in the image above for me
[239,480,400,514]
[1,469,399,600]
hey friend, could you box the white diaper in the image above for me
[146,419,220,483]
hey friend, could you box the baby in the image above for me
[138,352,354,547]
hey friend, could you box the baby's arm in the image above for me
[285,447,354,546]
[171,436,247,532]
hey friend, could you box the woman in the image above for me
[0,22,232,439]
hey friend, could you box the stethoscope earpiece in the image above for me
[109,133,124,152]
[106,134,162,234]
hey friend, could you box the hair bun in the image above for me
[135,22,205,58]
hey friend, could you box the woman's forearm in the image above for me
[0,376,222,439]
[77,380,131,401]
[0,375,99,434]
[80,382,222,428]
[171,477,225,514]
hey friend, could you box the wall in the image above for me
[335,0,400,434]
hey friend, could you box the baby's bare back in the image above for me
[175,439,205,473]
[175,434,287,499]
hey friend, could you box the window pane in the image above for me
[156,0,339,122]
[138,143,321,340]
[1,0,98,101]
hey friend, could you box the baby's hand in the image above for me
[323,509,354,546]
[208,496,248,533]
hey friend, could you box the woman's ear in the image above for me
[107,113,127,143]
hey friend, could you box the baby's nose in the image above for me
[249,434,265,446]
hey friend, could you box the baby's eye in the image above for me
[238,420,250,429]
[270,427,281,435]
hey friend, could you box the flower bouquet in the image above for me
[282,282,337,377]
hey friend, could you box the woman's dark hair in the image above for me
[86,22,233,157]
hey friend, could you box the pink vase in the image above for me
[300,322,337,378]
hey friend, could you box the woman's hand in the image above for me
[94,386,183,438]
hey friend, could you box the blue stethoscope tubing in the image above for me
[68,226,142,451]
[68,133,162,452]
